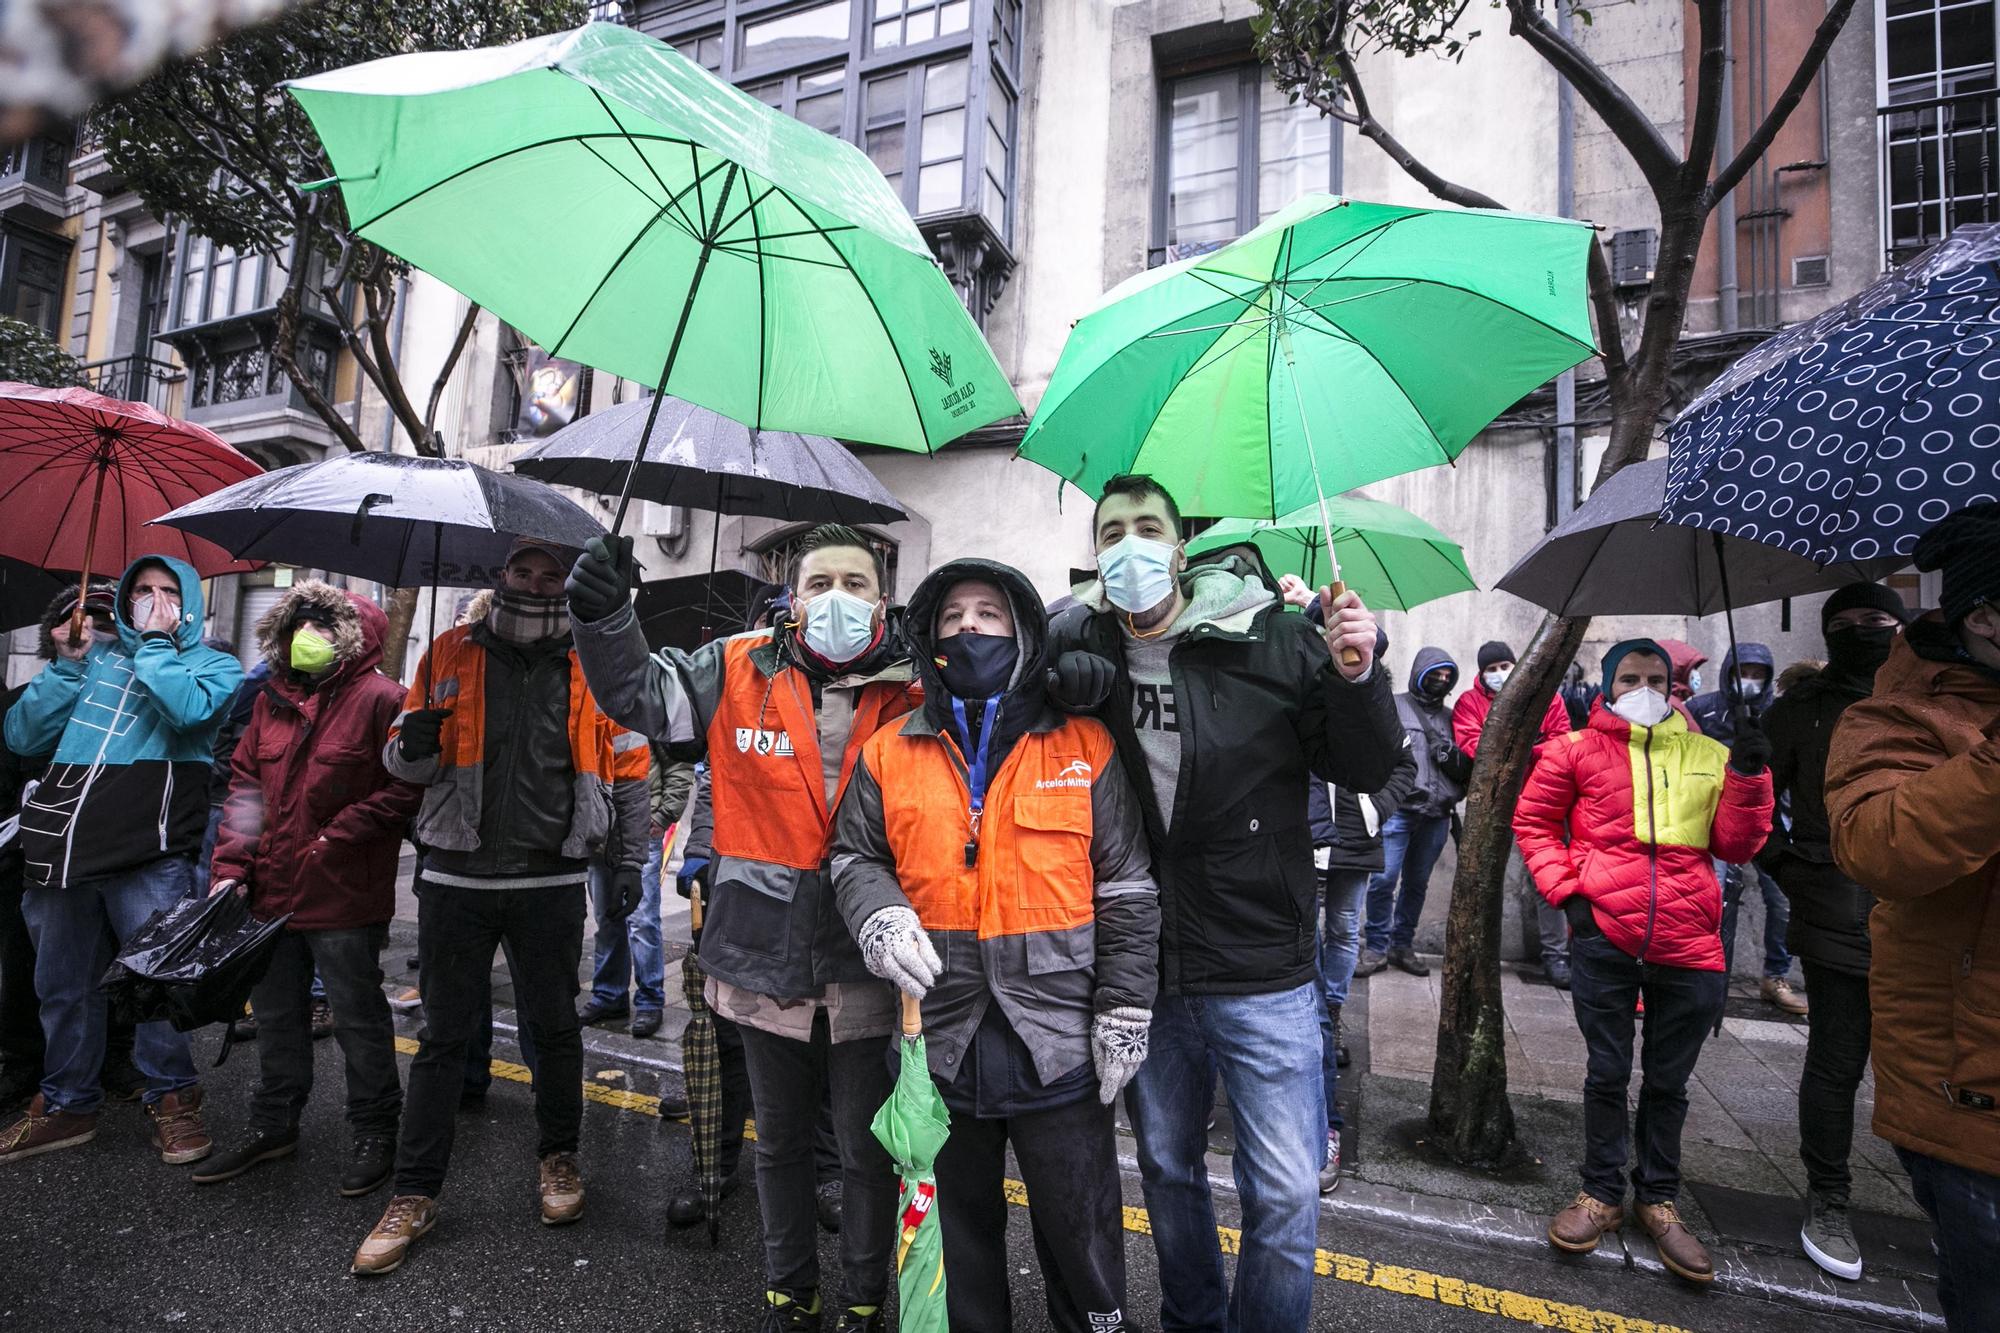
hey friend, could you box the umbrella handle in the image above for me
[689,884,703,933]
[70,459,111,643]
[900,991,921,1037]
[1324,577,1362,670]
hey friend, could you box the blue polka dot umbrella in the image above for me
[1661,223,2000,564]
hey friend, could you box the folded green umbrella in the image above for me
[286,21,1019,524]
[1185,495,1476,611]
[872,995,949,1333]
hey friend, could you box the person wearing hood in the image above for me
[1513,639,1773,1285]
[352,539,650,1276]
[1755,584,1909,1281]
[833,559,1157,1333]
[192,583,422,1197]
[0,556,241,1168]
[1047,474,1401,1333]
[1826,505,2000,1331]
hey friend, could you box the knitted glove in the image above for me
[1728,712,1772,775]
[1091,1006,1152,1105]
[857,905,941,999]
[567,535,635,624]
[604,866,644,923]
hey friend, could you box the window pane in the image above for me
[1884,13,1933,82]
[745,80,784,106]
[798,88,846,134]
[1167,70,1242,246]
[693,33,723,69]
[867,123,907,177]
[801,65,844,91]
[1258,79,1331,218]
[233,254,263,314]
[940,0,968,33]
[873,17,902,49]
[1942,3,1996,73]
[917,159,962,212]
[926,57,967,107]
[921,108,964,161]
[906,6,936,42]
[739,1,851,65]
[877,0,905,13]
[866,70,907,121]
[986,121,1007,179]
[209,248,237,323]
[983,170,1005,228]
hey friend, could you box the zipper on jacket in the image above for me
[1637,726,1659,963]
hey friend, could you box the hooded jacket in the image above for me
[1826,618,2000,1178]
[209,585,423,930]
[1687,643,1776,744]
[1513,697,1773,971]
[6,555,242,888]
[833,559,1157,1106]
[1048,555,1402,996]
[1451,668,1575,761]
[1307,739,1418,874]
[1399,648,1470,816]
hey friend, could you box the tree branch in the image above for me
[1707,0,1856,204]
[272,213,367,455]
[1682,0,1727,192]
[362,269,436,455]
[424,300,483,438]
[1585,236,1630,391]
[1325,49,1505,210]
[1503,0,1682,198]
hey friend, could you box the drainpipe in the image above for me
[1554,1,1578,523]
[1716,0,1740,332]
[377,272,411,452]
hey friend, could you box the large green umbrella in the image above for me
[286,21,1019,525]
[872,994,949,1333]
[1185,495,1476,611]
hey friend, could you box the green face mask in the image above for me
[290,625,337,675]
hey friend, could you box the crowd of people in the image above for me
[0,475,1994,1332]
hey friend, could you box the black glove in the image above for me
[397,708,453,762]
[567,534,635,624]
[1429,740,1459,768]
[1728,712,1772,775]
[1563,895,1597,936]
[1046,650,1116,713]
[604,865,645,923]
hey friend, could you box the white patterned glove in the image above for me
[1091,1006,1152,1105]
[858,905,941,999]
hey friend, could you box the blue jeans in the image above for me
[21,857,201,1113]
[1895,1147,2000,1331]
[1719,861,1791,979]
[1317,870,1369,1133]
[1128,983,1324,1333]
[588,839,665,1012]
[192,806,224,896]
[1365,811,1451,954]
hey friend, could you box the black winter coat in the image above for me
[1757,666,1875,975]
[1307,736,1417,873]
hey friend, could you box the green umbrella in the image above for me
[872,994,949,1333]
[1185,495,1476,611]
[286,21,1019,526]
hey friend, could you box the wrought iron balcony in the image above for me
[78,353,183,415]
[1880,89,1999,265]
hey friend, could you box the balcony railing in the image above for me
[1880,89,1999,265]
[78,353,183,416]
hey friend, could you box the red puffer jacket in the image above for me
[1452,675,1574,760]
[1512,697,1772,971]
[211,585,422,930]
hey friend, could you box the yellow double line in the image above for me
[396,1039,1693,1333]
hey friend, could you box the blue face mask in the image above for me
[1097,534,1179,615]
[800,588,878,664]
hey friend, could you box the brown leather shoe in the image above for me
[1636,1200,1714,1283]
[352,1194,438,1276]
[539,1151,584,1225]
[1548,1191,1625,1253]
[146,1088,212,1165]
[0,1095,98,1164]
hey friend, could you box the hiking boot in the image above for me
[229,1010,259,1042]
[1330,1003,1350,1068]
[190,1129,297,1184]
[310,998,335,1040]
[1548,1191,1624,1253]
[352,1194,438,1275]
[539,1151,584,1225]
[147,1088,212,1165]
[340,1136,395,1198]
[760,1290,822,1332]
[1801,1194,1863,1280]
[1387,946,1430,977]
[1761,976,1808,1016]
[387,986,423,1012]
[1353,949,1388,978]
[665,1173,740,1227]
[1636,1200,1713,1283]
[0,1095,97,1164]
[1546,958,1572,990]
[657,1084,689,1119]
[831,1308,884,1333]
[577,997,629,1026]
[816,1179,844,1233]
[630,1008,663,1038]
[1319,1133,1342,1194]
[101,1052,146,1102]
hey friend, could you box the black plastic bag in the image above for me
[101,889,290,1039]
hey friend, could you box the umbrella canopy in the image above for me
[1497,458,1905,616]
[1184,496,1476,611]
[0,556,77,634]
[1019,195,1596,519]
[512,394,908,525]
[151,451,606,589]
[285,21,1020,475]
[1660,223,2000,564]
[681,889,724,1246]
[0,382,262,582]
[872,996,949,1333]
[636,568,769,651]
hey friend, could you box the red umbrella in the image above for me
[0,383,263,624]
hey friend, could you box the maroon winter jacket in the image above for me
[211,584,421,930]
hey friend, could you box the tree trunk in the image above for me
[379,585,420,682]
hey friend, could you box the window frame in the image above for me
[1873,0,2000,260]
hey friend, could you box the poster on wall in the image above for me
[513,346,587,438]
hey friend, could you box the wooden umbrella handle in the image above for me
[1326,578,1362,669]
[900,991,922,1036]
[689,884,703,933]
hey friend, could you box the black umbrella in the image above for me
[0,556,73,633]
[635,570,769,652]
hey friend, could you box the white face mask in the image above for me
[799,588,878,665]
[1609,686,1672,728]
[1687,669,1703,693]
[1097,534,1179,615]
[130,591,181,629]
[1737,676,1766,698]
[1481,667,1511,693]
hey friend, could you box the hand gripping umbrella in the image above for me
[680,885,724,1246]
[1184,495,1476,612]
[872,993,949,1333]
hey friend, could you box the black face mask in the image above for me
[1420,669,1455,701]
[1825,624,1897,677]
[935,632,1018,700]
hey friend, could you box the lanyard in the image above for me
[950,695,998,867]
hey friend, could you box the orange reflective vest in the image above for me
[863,715,1116,939]
[705,634,917,871]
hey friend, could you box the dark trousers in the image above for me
[396,880,585,1198]
[1721,861,1792,979]
[935,1093,1127,1333]
[0,871,43,1085]
[738,1014,896,1307]
[1569,929,1725,1205]
[1896,1147,2000,1332]
[1798,959,1871,1205]
[249,925,401,1140]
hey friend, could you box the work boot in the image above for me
[340,1136,395,1198]
[0,1095,97,1164]
[1800,1193,1863,1280]
[1548,1190,1624,1253]
[831,1308,884,1333]
[1760,976,1808,1016]
[1546,958,1572,990]
[310,998,335,1040]
[760,1289,822,1332]
[229,1008,259,1042]
[665,1173,740,1227]
[1636,1200,1713,1283]
[190,1129,297,1184]
[816,1179,844,1233]
[352,1194,438,1276]
[657,1084,689,1119]
[630,1008,663,1038]
[1319,1132,1342,1194]
[539,1151,585,1225]
[147,1088,212,1165]
[1353,949,1388,978]
[1387,945,1430,977]
[577,997,629,1026]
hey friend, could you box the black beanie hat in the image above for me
[1914,502,2000,627]
[1820,582,1910,630]
[1476,640,1515,670]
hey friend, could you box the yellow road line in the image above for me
[398,1039,1693,1333]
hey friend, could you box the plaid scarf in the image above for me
[487,588,571,644]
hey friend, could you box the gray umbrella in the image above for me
[510,395,908,527]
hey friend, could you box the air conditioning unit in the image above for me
[1610,229,1658,288]
[639,501,686,540]
[1792,254,1830,287]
